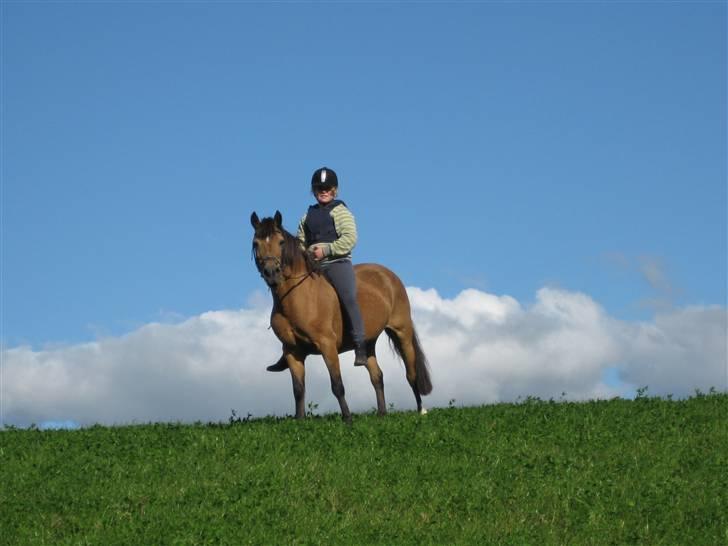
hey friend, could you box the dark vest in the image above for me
[304,200,346,245]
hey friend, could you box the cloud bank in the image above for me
[2,287,726,427]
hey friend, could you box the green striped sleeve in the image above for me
[296,214,307,250]
[328,204,358,257]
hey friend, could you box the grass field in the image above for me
[2,392,726,545]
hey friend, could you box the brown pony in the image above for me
[251,210,432,423]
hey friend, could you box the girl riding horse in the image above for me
[251,201,432,423]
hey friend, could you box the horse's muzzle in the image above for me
[261,264,281,287]
[258,255,282,287]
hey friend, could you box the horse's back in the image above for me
[354,263,411,332]
[354,263,407,297]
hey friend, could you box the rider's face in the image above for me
[315,187,335,205]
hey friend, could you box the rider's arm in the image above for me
[325,204,358,258]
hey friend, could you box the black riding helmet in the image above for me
[311,167,339,193]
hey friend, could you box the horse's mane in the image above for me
[253,217,315,273]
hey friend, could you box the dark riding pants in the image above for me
[320,260,365,347]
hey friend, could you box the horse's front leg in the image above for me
[319,340,352,425]
[285,349,306,419]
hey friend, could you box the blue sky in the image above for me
[1,2,726,426]
[4,1,725,348]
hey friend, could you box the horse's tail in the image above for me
[387,326,433,396]
[411,328,433,395]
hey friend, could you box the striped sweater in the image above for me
[297,202,358,263]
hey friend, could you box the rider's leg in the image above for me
[322,261,367,366]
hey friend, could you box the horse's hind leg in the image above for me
[319,339,352,424]
[387,325,425,414]
[285,349,306,419]
[364,339,386,416]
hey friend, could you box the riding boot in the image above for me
[266,355,288,372]
[354,342,368,367]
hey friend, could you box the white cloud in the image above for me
[616,306,727,395]
[2,287,726,427]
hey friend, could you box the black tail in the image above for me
[386,327,433,396]
[412,329,433,395]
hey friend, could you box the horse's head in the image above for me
[250,210,287,287]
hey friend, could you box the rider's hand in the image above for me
[311,245,326,261]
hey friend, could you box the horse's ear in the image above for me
[250,212,260,229]
[274,210,283,228]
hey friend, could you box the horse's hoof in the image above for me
[419,408,428,415]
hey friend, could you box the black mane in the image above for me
[253,217,314,273]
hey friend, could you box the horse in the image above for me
[250,210,432,424]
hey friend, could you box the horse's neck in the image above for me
[272,261,318,312]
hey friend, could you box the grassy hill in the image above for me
[2,393,726,545]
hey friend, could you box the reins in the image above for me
[275,268,315,303]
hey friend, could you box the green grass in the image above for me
[2,393,727,545]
